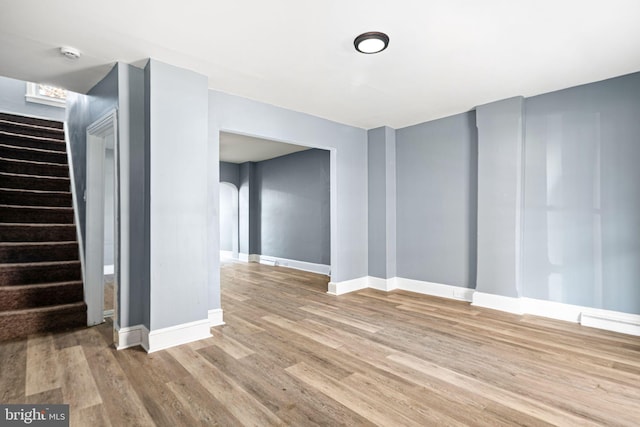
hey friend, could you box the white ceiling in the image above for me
[1,1,640,129]
[220,132,310,163]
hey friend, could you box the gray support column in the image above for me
[238,162,257,257]
[146,59,209,334]
[367,126,397,280]
[475,97,525,298]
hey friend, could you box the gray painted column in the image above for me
[146,59,209,330]
[238,162,257,256]
[475,97,524,297]
[367,126,397,279]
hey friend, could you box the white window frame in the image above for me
[25,82,66,108]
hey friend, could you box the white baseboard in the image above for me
[472,292,524,314]
[580,309,640,336]
[238,253,250,262]
[368,276,397,292]
[327,276,369,295]
[220,250,234,259]
[257,255,330,275]
[396,277,474,302]
[103,264,114,275]
[115,325,145,350]
[208,308,225,327]
[144,319,212,353]
[521,297,583,323]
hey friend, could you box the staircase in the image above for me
[0,112,86,341]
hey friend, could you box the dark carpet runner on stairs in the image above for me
[0,112,86,341]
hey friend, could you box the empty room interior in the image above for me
[0,1,639,425]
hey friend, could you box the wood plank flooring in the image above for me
[1,259,639,426]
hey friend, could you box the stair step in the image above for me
[0,223,77,242]
[0,188,72,207]
[0,120,65,140]
[0,205,74,224]
[0,260,81,286]
[0,143,68,164]
[0,112,63,130]
[0,241,79,263]
[0,130,66,152]
[0,281,83,311]
[0,172,70,192]
[0,301,86,341]
[0,157,69,177]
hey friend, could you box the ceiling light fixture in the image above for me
[60,46,81,60]
[354,32,389,54]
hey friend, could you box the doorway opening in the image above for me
[218,131,332,283]
[85,110,119,331]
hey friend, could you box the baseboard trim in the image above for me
[368,276,397,292]
[580,309,640,336]
[208,308,225,327]
[103,264,114,275]
[115,325,144,350]
[238,253,250,262]
[521,297,583,323]
[144,319,212,353]
[395,277,474,302]
[219,250,234,259]
[327,276,369,295]
[472,292,524,314]
[257,255,330,275]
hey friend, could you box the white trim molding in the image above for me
[143,319,212,353]
[368,276,397,292]
[472,292,524,314]
[257,255,330,275]
[115,325,145,350]
[327,276,369,295]
[103,264,114,275]
[325,275,640,337]
[220,250,235,259]
[208,309,225,327]
[580,309,640,336]
[396,277,474,302]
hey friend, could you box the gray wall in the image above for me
[0,75,65,122]
[147,59,209,331]
[255,149,330,265]
[219,183,237,252]
[396,112,478,288]
[118,63,147,329]
[523,72,640,314]
[475,97,524,298]
[208,90,367,311]
[220,161,240,187]
[368,127,397,279]
[66,64,119,245]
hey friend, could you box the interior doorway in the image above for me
[85,110,119,329]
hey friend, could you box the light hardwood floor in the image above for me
[2,260,640,426]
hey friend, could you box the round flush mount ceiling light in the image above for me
[60,46,81,60]
[354,32,389,54]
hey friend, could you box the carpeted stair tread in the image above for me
[0,157,69,177]
[0,241,79,263]
[0,112,63,130]
[0,113,85,341]
[0,188,72,207]
[0,204,74,223]
[0,301,86,341]
[0,260,81,286]
[0,120,65,140]
[0,223,77,242]
[0,172,70,192]
[0,281,83,310]
[0,143,68,164]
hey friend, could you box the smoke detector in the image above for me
[60,46,81,60]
